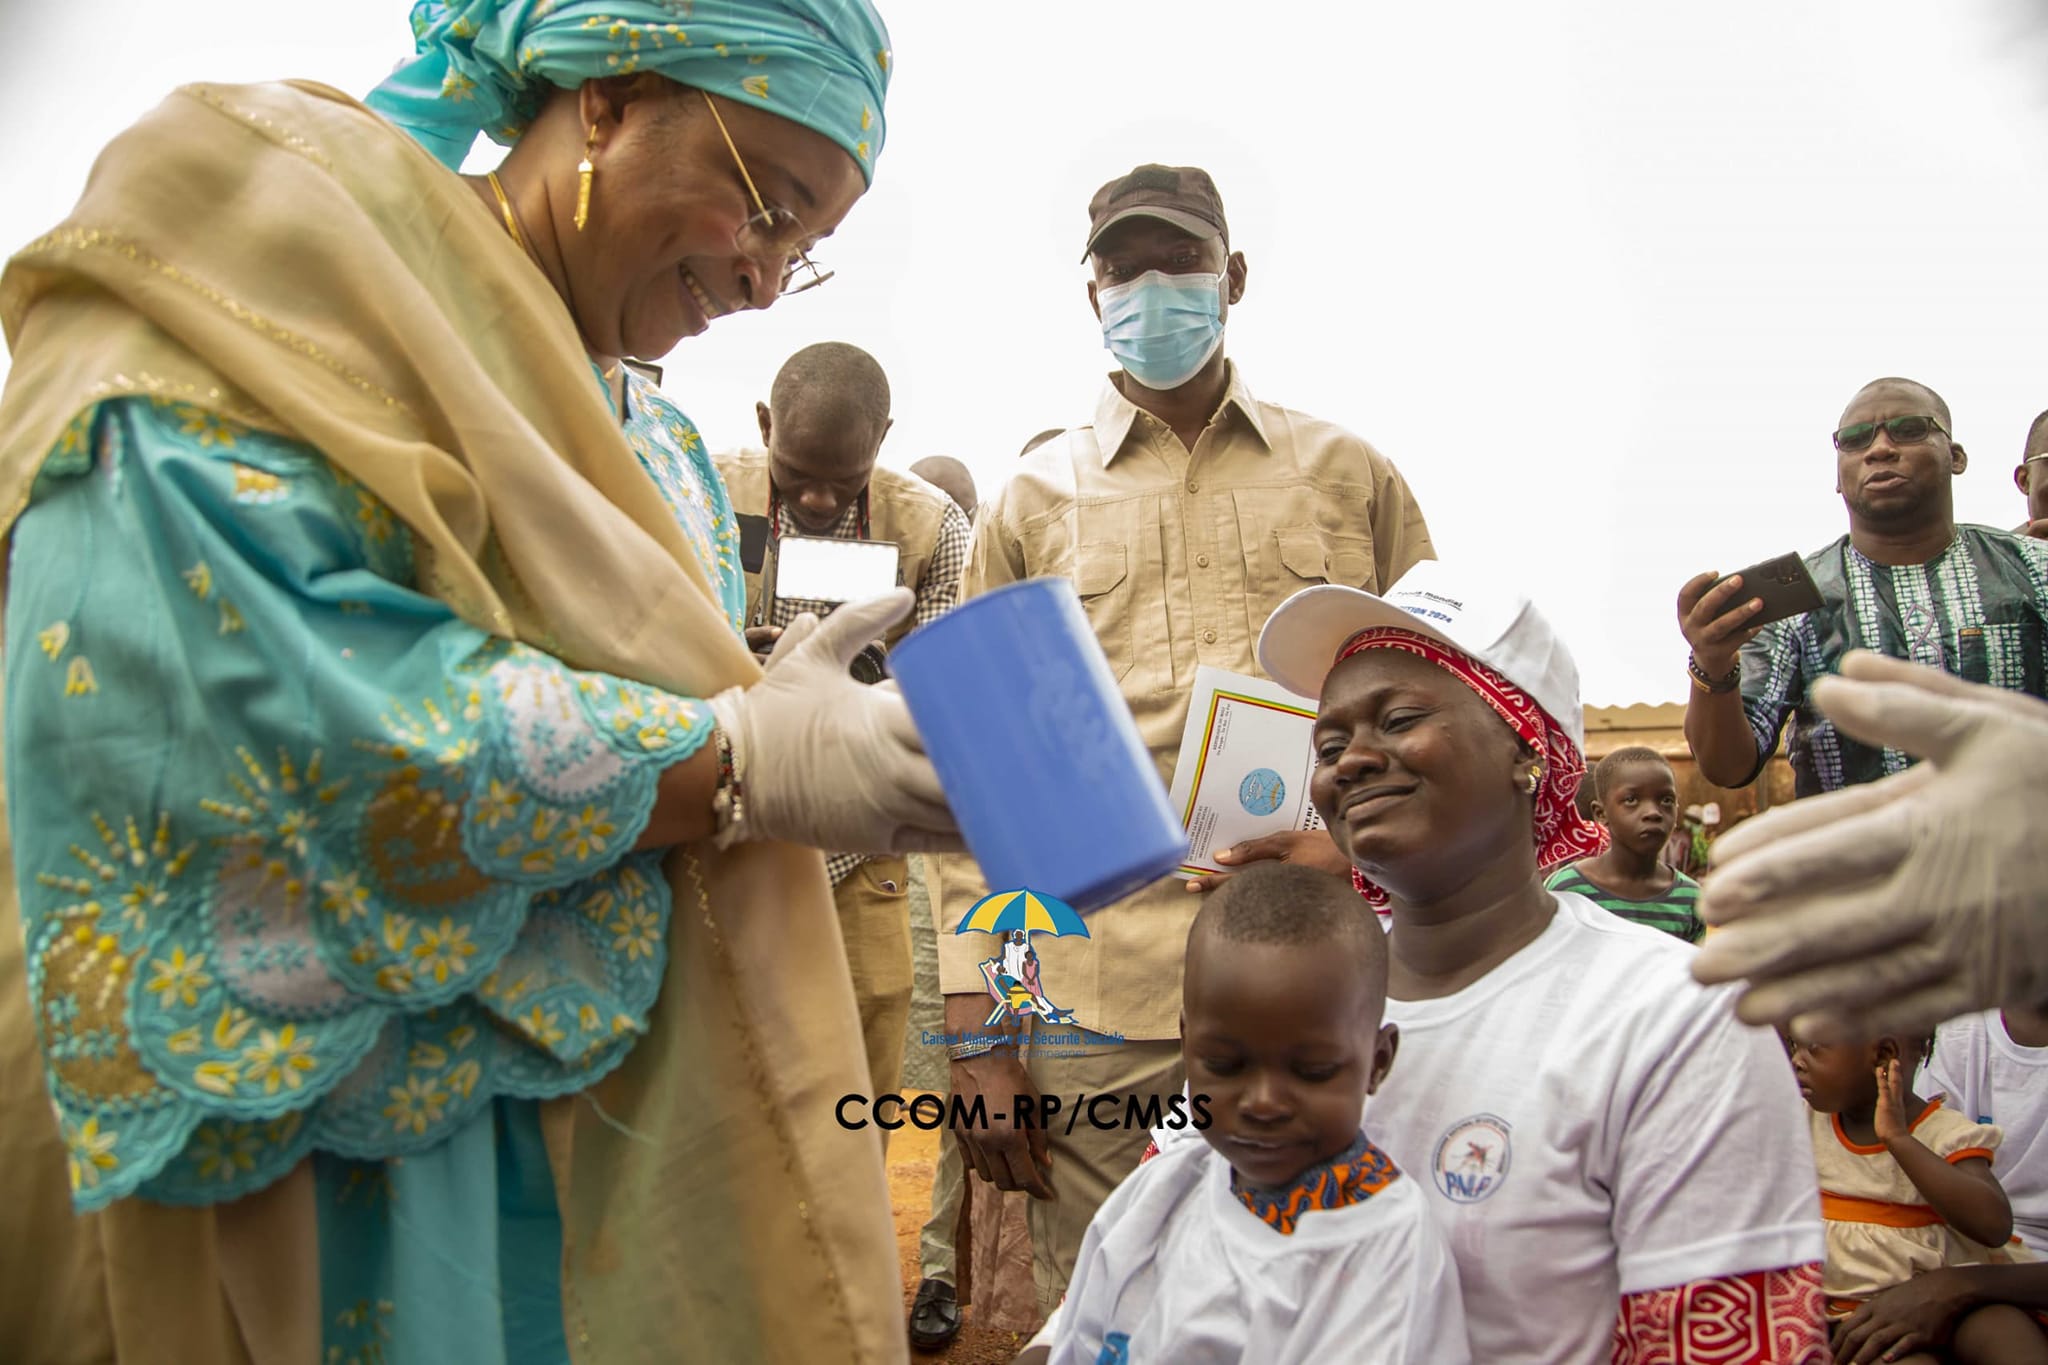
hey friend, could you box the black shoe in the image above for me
[908,1277,962,1351]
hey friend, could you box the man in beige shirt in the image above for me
[934,163,1435,1318]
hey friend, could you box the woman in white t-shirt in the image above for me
[1247,563,1830,1364]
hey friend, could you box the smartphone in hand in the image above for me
[774,535,901,606]
[1716,552,1823,628]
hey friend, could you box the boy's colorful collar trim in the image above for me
[1230,1131,1401,1235]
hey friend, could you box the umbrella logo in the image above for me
[954,888,1089,1027]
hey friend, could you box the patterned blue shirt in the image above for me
[1737,527,2048,795]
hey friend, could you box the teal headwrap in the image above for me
[366,0,892,182]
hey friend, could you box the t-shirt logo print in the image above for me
[1432,1113,1513,1203]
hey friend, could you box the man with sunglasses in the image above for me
[2015,409,2048,540]
[1678,376,2048,797]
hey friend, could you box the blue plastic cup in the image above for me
[888,577,1188,914]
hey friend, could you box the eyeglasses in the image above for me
[700,91,833,297]
[1832,414,1949,452]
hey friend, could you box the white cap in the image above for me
[1256,560,1585,753]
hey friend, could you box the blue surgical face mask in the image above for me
[1096,269,1226,391]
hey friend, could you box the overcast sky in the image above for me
[2,1,2045,704]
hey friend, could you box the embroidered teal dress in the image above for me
[6,372,741,1363]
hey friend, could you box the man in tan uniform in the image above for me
[934,165,1436,1320]
[716,342,970,1120]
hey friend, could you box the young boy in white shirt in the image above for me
[1015,863,1468,1364]
[1925,1005,2048,1255]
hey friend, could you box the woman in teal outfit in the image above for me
[0,3,948,1361]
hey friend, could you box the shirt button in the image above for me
[1186,480,1200,493]
[1196,553,1210,568]
[1202,628,1218,644]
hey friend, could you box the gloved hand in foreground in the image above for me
[707,588,964,856]
[1693,650,2048,1040]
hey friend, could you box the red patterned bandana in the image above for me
[1332,627,1604,908]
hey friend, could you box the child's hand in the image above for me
[1872,1058,1912,1146]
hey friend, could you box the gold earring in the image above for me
[1524,768,1543,796]
[574,124,597,232]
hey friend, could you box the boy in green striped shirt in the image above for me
[1544,746,1704,943]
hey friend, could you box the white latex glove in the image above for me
[1693,650,2048,1040]
[707,588,964,856]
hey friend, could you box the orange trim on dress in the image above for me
[1830,1098,1943,1155]
[1820,1192,1943,1228]
[1945,1147,1994,1166]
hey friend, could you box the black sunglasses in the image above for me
[1832,414,1949,452]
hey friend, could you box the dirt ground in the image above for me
[890,1102,1030,1365]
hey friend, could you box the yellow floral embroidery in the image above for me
[230,463,287,504]
[173,404,240,448]
[877,48,892,73]
[55,411,92,459]
[559,805,617,861]
[856,141,871,162]
[37,621,69,659]
[473,779,523,829]
[448,1024,477,1052]
[354,490,395,544]
[578,1003,601,1033]
[375,963,414,995]
[384,1074,449,1136]
[441,70,477,102]
[218,599,245,635]
[612,903,660,962]
[520,1006,566,1048]
[212,1004,255,1051]
[194,1060,240,1096]
[741,74,770,98]
[183,561,213,600]
[167,1027,201,1055]
[241,1024,316,1095]
[191,1121,261,1182]
[408,1041,448,1070]
[66,1116,119,1191]
[447,1059,481,1098]
[320,872,371,924]
[64,657,98,696]
[146,946,212,1008]
[411,918,477,985]
[860,106,872,132]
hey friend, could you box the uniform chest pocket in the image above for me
[1239,526,1378,650]
[1276,528,1375,590]
[1075,542,1135,682]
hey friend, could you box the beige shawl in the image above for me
[0,79,903,1364]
